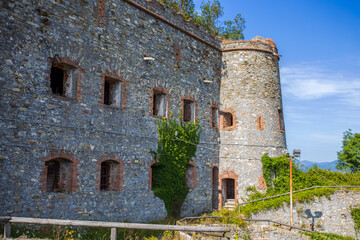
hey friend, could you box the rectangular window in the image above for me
[50,64,78,99]
[278,109,285,132]
[104,76,123,108]
[153,92,167,117]
[211,107,218,128]
[183,100,195,122]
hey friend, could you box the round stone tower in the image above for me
[218,36,287,208]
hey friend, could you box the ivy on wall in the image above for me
[151,116,201,217]
[351,207,360,233]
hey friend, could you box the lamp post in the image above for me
[290,149,301,227]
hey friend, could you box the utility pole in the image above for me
[290,156,293,227]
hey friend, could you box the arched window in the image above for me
[99,160,123,191]
[45,158,73,193]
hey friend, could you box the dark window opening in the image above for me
[50,63,78,99]
[100,160,120,191]
[256,115,264,130]
[45,158,73,193]
[50,67,64,96]
[211,107,218,128]
[104,81,111,105]
[103,77,122,108]
[46,160,60,192]
[226,178,235,199]
[153,92,167,117]
[221,112,233,127]
[183,100,194,122]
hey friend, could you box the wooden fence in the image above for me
[0,216,231,239]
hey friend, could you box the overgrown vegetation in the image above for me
[337,129,360,173]
[301,231,355,240]
[351,207,360,233]
[239,154,360,217]
[8,224,164,240]
[157,0,246,40]
[151,116,201,217]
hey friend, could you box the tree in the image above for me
[197,0,223,35]
[221,14,246,40]
[336,129,360,173]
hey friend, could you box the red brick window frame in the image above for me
[150,87,170,118]
[41,152,79,193]
[48,57,84,101]
[96,157,124,192]
[278,109,285,132]
[219,109,237,130]
[181,96,197,123]
[256,115,265,130]
[185,161,197,190]
[211,104,219,128]
[96,0,107,26]
[99,72,127,110]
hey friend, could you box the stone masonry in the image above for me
[0,0,286,222]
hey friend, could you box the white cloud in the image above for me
[280,63,360,106]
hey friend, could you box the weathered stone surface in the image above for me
[0,0,285,222]
[249,191,360,238]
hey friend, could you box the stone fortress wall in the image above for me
[0,0,286,222]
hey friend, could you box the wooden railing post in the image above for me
[110,228,117,240]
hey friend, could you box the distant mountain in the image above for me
[297,160,338,172]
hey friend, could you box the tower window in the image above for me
[50,63,78,99]
[221,112,233,128]
[183,100,195,122]
[278,109,285,132]
[103,77,123,108]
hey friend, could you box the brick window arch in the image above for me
[97,157,124,191]
[219,109,237,130]
[181,96,197,123]
[41,152,79,193]
[150,87,170,118]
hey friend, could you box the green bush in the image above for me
[301,231,355,240]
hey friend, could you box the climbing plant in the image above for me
[151,116,201,217]
[351,207,360,233]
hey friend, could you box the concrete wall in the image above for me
[249,191,360,238]
[0,0,221,222]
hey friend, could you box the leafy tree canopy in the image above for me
[158,0,246,40]
[337,129,360,173]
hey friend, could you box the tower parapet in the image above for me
[219,36,287,207]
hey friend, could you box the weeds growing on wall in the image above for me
[301,231,355,240]
[239,154,360,217]
[151,116,201,218]
[351,207,360,232]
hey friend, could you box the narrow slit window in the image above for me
[278,109,285,131]
[104,77,122,108]
[100,161,111,190]
[183,100,195,122]
[211,107,218,128]
[256,115,264,130]
[153,92,167,117]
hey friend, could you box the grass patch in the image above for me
[301,231,355,240]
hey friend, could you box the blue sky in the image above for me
[194,0,360,162]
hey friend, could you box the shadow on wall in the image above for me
[304,209,323,231]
